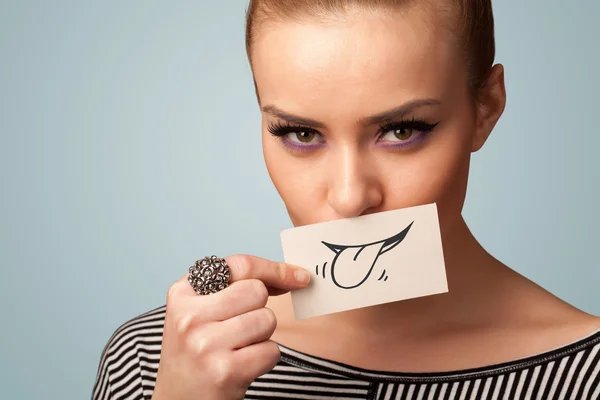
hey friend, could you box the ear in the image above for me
[471,64,507,152]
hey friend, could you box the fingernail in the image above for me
[294,269,310,284]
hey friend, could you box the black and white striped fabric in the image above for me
[92,305,600,400]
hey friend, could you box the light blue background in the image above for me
[1,1,598,399]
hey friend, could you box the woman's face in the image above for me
[252,6,494,237]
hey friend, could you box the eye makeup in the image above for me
[267,116,440,154]
[267,120,325,154]
[377,117,439,150]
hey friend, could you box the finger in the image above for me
[177,279,270,322]
[167,274,199,299]
[169,271,289,306]
[233,340,281,383]
[226,254,310,291]
[216,307,277,350]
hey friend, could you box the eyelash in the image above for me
[267,121,323,153]
[267,118,440,153]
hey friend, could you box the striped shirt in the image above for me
[92,305,600,400]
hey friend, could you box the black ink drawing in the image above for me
[315,222,414,289]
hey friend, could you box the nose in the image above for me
[326,146,383,219]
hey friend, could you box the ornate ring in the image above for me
[188,255,232,295]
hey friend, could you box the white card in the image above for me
[280,203,448,320]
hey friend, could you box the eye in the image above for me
[378,119,439,147]
[267,120,325,154]
[382,127,415,141]
[289,131,318,143]
[267,121,323,145]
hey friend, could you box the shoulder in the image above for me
[91,304,166,400]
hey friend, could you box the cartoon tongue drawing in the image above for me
[321,222,414,289]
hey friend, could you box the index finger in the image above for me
[225,254,310,291]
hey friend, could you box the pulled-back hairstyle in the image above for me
[245,0,495,96]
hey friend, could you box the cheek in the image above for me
[262,129,325,225]
[384,129,473,234]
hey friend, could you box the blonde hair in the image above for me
[245,0,495,95]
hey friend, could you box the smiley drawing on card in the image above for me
[280,203,449,320]
[317,222,413,289]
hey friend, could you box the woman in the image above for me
[92,0,600,399]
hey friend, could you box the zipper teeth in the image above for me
[280,334,600,384]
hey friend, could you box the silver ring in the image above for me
[188,255,232,295]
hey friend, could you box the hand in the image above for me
[151,254,311,400]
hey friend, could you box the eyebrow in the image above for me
[261,98,441,128]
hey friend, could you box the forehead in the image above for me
[251,6,464,121]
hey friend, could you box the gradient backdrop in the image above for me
[1,1,599,399]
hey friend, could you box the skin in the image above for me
[250,5,600,372]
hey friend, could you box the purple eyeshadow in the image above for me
[280,137,325,153]
[377,131,429,149]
